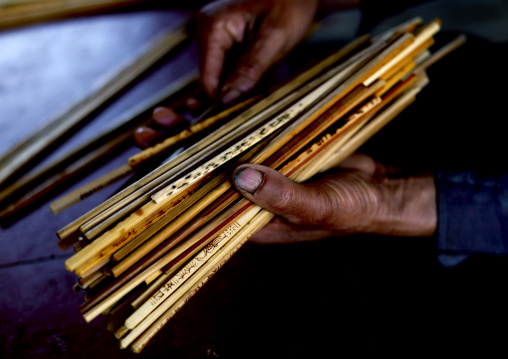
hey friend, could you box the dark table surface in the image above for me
[1,3,508,359]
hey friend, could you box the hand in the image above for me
[134,0,365,148]
[232,154,437,244]
[196,0,320,103]
[134,0,319,147]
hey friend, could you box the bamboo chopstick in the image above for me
[0,131,132,223]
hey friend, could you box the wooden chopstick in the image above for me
[0,131,132,224]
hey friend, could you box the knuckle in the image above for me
[272,185,330,227]
[306,187,338,227]
[272,185,296,214]
[235,63,262,81]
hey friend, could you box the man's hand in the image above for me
[135,0,318,147]
[232,154,437,244]
[196,0,320,103]
[135,0,364,147]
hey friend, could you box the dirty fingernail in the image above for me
[234,167,264,194]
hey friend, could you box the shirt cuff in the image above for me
[437,167,508,255]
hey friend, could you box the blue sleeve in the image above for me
[437,167,508,255]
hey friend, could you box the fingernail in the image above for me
[234,168,264,194]
[134,127,163,148]
[153,107,180,127]
[221,87,242,104]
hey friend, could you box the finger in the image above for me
[133,126,165,149]
[250,217,334,244]
[152,107,189,130]
[220,24,288,104]
[232,164,334,227]
[198,11,248,98]
[337,153,377,176]
[135,107,190,148]
[338,153,403,178]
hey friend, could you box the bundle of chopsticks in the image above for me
[58,18,465,353]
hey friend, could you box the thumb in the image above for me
[232,164,334,227]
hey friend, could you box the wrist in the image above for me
[371,174,437,237]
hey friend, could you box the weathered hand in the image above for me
[134,0,367,148]
[134,0,319,147]
[232,154,437,244]
[197,0,319,103]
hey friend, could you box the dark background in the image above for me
[1,1,508,358]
